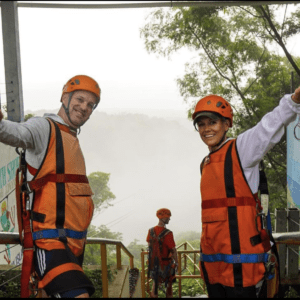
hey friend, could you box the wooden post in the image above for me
[116,244,122,270]
[141,252,146,298]
[101,243,109,298]
[130,256,134,269]
[178,252,182,298]
[275,208,287,280]
[184,243,187,270]
[194,253,196,275]
[287,208,299,278]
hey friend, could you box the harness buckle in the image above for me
[22,181,33,195]
[255,212,267,233]
[265,252,276,280]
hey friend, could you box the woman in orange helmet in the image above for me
[193,87,300,298]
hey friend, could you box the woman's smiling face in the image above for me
[196,116,230,151]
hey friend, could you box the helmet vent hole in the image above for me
[207,100,211,105]
[221,105,226,109]
[75,79,80,85]
[71,82,75,85]
[216,101,223,107]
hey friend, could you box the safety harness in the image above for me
[147,227,176,296]
[14,119,92,298]
[15,148,36,298]
[256,161,281,298]
[200,153,280,297]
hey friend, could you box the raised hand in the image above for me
[292,86,300,104]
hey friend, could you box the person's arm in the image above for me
[237,87,300,169]
[170,247,178,265]
[292,87,300,104]
[0,112,49,154]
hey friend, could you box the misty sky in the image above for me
[1,2,300,245]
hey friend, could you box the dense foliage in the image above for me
[141,4,300,211]
[0,268,116,298]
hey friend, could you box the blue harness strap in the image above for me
[200,253,269,264]
[32,229,87,240]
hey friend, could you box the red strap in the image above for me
[27,164,38,176]
[202,197,257,209]
[21,209,34,298]
[28,174,89,191]
[15,168,23,243]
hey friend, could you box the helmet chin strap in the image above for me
[62,92,85,133]
[211,132,228,152]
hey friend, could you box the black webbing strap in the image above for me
[53,121,66,243]
[224,141,243,288]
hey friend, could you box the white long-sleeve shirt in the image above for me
[236,94,300,194]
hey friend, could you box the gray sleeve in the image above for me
[0,117,50,156]
[237,94,300,169]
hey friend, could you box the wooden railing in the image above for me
[140,241,205,298]
[0,232,135,298]
[3,213,300,298]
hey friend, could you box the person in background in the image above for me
[146,208,178,298]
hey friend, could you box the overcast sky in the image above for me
[0,2,299,246]
[1,1,198,118]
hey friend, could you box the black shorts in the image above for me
[34,246,95,297]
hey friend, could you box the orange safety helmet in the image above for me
[192,95,233,128]
[61,75,101,128]
[156,208,171,219]
[62,75,101,104]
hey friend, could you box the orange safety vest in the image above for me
[200,139,267,288]
[28,118,94,257]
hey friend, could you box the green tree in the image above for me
[122,239,148,269]
[24,113,35,121]
[84,224,123,265]
[140,4,300,210]
[88,172,116,212]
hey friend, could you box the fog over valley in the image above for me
[26,109,207,245]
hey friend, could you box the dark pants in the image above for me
[206,283,258,298]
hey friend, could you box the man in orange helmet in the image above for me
[146,208,178,298]
[0,75,101,298]
[193,87,300,298]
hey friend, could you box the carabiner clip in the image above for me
[255,212,266,233]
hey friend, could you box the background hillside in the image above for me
[26,108,207,245]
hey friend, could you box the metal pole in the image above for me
[287,208,299,279]
[17,1,300,9]
[291,71,295,93]
[275,209,287,280]
[1,1,24,122]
